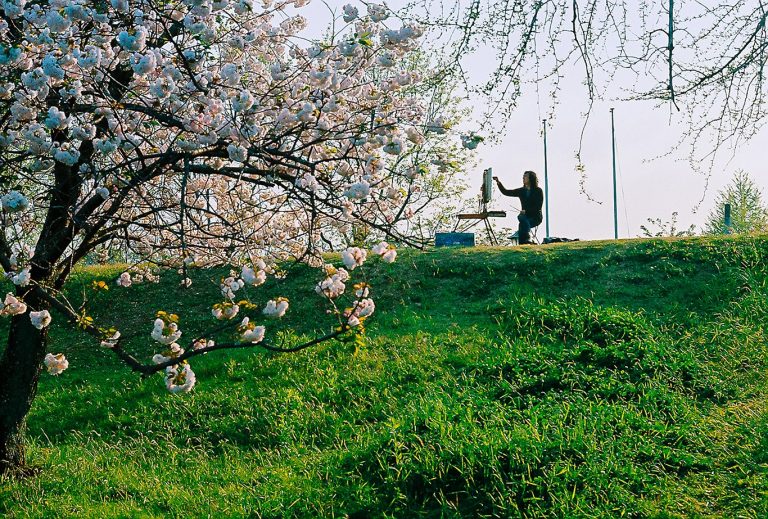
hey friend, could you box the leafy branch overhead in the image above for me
[401,0,768,164]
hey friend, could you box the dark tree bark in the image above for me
[0,159,74,476]
[0,290,48,475]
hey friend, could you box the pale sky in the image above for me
[294,1,767,241]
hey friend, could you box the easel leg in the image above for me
[484,218,498,245]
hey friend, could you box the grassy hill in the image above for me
[2,236,768,517]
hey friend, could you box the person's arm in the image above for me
[493,177,522,197]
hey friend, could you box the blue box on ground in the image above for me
[435,232,475,247]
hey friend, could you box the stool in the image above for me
[510,226,540,245]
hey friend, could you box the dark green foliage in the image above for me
[704,170,768,235]
[2,236,768,517]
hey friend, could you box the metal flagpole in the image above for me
[543,119,550,239]
[610,108,618,240]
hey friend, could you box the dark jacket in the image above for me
[499,186,544,225]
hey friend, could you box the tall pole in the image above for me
[543,119,550,239]
[610,108,618,240]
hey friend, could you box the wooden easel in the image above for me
[455,207,506,245]
[455,169,506,245]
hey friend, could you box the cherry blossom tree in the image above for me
[0,0,450,474]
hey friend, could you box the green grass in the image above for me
[2,236,768,517]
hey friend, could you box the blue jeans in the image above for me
[517,213,540,244]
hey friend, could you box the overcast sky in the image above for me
[294,1,767,241]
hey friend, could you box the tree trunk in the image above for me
[0,292,48,476]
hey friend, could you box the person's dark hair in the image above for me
[524,170,539,189]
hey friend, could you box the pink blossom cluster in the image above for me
[150,312,197,393]
[313,243,398,330]
[344,298,375,327]
[316,265,350,299]
[238,317,265,343]
[0,293,26,316]
[263,298,289,318]
[30,310,51,330]
[372,241,397,263]
[44,353,68,375]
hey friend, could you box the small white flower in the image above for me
[212,303,239,320]
[100,330,121,349]
[30,310,52,329]
[355,298,376,318]
[10,267,31,287]
[152,353,170,364]
[131,51,157,75]
[193,338,214,351]
[372,241,397,263]
[367,3,388,22]
[232,89,255,112]
[165,364,196,393]
[227,143,248,163]
[53,147,80,166]
[220,276,244,300]
[239,317,265,343]
[295,173,320,193]
[9,244,33,270]
[76,45,102,69]
[381,249,397,263]
[262,298,289,318]
[342,4,359,22]
[1,293,27,316]
[44,353,68,375]
[371,241,388,255]
[316,275,345,299]
[220,63,240,86]
[382,139,403,155]
[94,137,119,154]
[339,41,358,57]
[296,102,315,122]
[346,314,360,327]
[110,0,130,12]
[341,247,367,270]
[344,181,370,200]
[21,68,48,91]
[117,27,148,51]
[240,265,266,286]
[42,55,64,80]
[1,0,24,18]
[406,127,424,145]
[1,191,30,213]
[116,272,132,287]
[44,106,69,130]
[377,52,395,67]
[151,318,181,345]
[149,76,176,100]
[385,188,399,202]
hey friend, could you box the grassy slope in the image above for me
[2,236,768,518]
